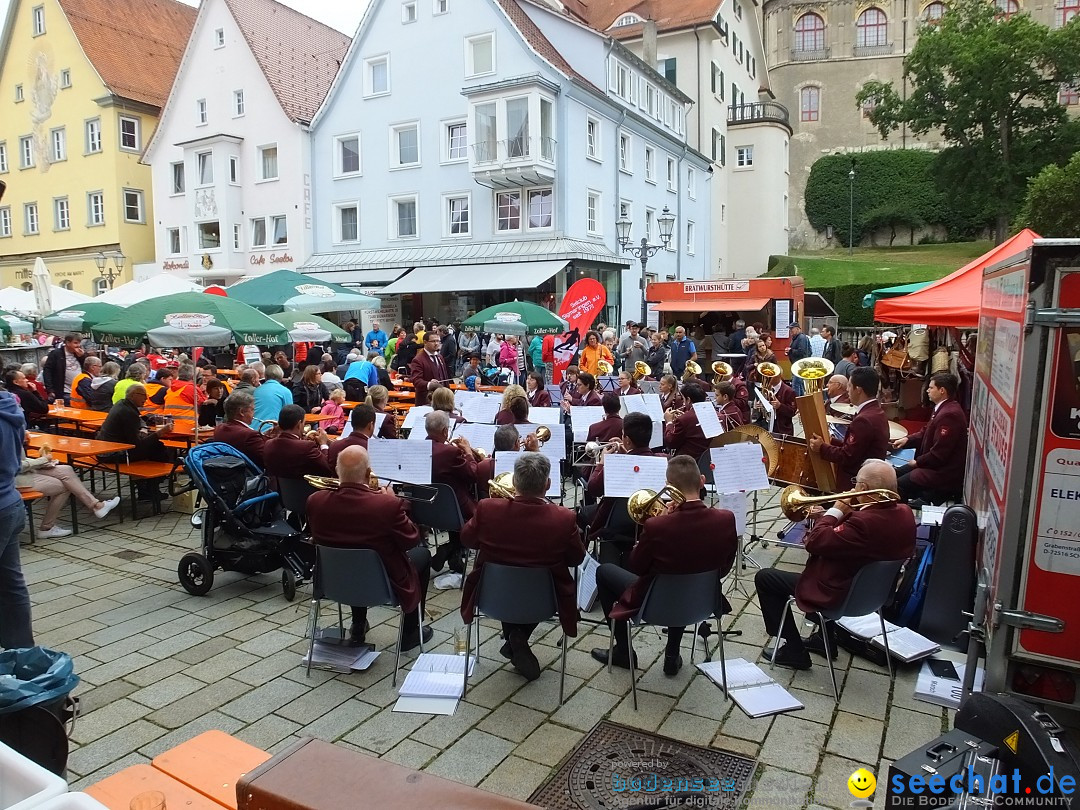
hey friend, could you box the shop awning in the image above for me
[861,281,932,309]
[378,260,568,295]
[650,297,770,313]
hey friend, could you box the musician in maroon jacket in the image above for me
[756,374,798,435]
[721,374,751,423]
[426,410,479,574]
[809,367,889,490]
[754,460,915,669]
[587,394,624,443]
[263,404,332,479]
[715,382,746,430]
[658,375,684,415]
[892,372,968,503]
[212,390,267,467]
[591,455,738,675]
[525,372,552,407]
[409,332,450,407]
[615,371,642,397]
[476,425,539,498]
[327,403,376,470]
[494,395,531,426]
[559,366,581,412]
[461,453,585,681]
[308,446,432,649]
[663,383,709,460]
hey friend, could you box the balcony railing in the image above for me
[728,101,791,128]
[791,47,830,61]
[853,43,894,57]
[473,136,557,165]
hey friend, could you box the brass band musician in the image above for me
[663,383,709,460]
[424,410,479,574]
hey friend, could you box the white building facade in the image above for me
[143,0,349,286]
[302,0,712,328]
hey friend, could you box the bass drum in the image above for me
[773,435,818,490]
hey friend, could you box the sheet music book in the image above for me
[753,388,775,433]
[838,613,939,662]
[450,422,498,454]
[920,504,947,526]
[409,653,476,676]
[374,412,387,436]
[692,402,724,439]
[495,451,560,497]
[401,405,432,431]
[576,553,599,612]
[837,613,900,640]
[914,661,984,710]
[571,406,606,443]
[621,393,664,423]
[602,453,668,498]
[717,492,748,536]
[528,406,563,426]
[460,395,502,424]
[367,438,432,484]
[650,421,664,449]
[300,641,378,673]
[710,444,771,493]
[398,671,463,698]
[698,658,803,718]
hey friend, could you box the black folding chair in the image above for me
[278,477,317,531]
[408,482,467,576]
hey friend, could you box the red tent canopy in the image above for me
[874,229,1040,328]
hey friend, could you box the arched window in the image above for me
[93,278,109,297]
[614,13,642,27]
[59,280,73,290]
[995,0,1019,17]
[1054,0,1077,26]
[856,7,889,47]
[922,1,946,20]
[794,13,826,51]
[800,86,820,122]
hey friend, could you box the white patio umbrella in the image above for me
[96,274,203,306]
[0,285,90,317]
[32,258,53,320]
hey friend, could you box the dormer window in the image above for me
[614,13,642,26]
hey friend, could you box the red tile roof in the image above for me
[494,0,597,90]
[224,0,350,124]
[580,0,723,35]
[58,0,196,109]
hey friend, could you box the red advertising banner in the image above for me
[552,278,606,384]
[1018,271,1080,662]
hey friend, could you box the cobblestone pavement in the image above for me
[19,488,952,809]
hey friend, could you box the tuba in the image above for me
[779,484,900,521]
[791,358,835,395]
[632,360,650,381]
[487,472,516,499]
[756,362,782,380]
[627,485,686,523]
[597,359,614,376]
[711,361,733,379]
[683,360,702,378]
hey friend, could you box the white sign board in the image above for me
[368,437,432,484]
[602,453,669,498]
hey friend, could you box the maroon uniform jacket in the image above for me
[659,390,684,413]
[611,500,738,619]
[617,385,643,397]
[429,438,479,520]
[585,447,660,533]
[264,433,332,479]
[213,420,267,467]
[580,390,603,407]
[375,407,398,439]
[308,482,424,613]
[797,502,916,613]
[903,399,968,493]
[766,381,798,436]
[409,351,449,406]
[587,415,624,443]
[717,400,746,429]
[527,388,552,408]
[731,379,751,423]
[664,408,708,460]
[819,400,890,490]
[327,431,369,471]
[460,496,586,635]
[494,409,531,426]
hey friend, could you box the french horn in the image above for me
[488,472,516,499]
[627,485,686,523]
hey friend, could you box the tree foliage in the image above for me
[856,0,1080,242]
[1018,150,1080,237]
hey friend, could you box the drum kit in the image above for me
[827,401,909,442]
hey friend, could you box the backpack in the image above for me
[882,531,935,627]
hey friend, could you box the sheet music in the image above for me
[717,492,747,536]
[398,670,463,698]
[460,395,502,424]
[410,653,476,676]
[753,388,775,433]
[650,421,664,449]
[450,422,498,454]
[698,658,803,718]
[367,437,432,484]
[621,393,664,423]
[340,411,387,440]
[710,444,771,493]
[571,406,606,443]
[401,405,432,431]
[692,402,724,439]
[528,407,563,426]
[494,451,560,497]
[602,453,668,498]
[775,300,791,339]
[576,554,599,612]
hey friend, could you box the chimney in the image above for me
[642,19,658,69]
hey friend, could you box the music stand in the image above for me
[597,374,620,392]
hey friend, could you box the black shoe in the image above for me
[663,653,684,676]
[347,623,366,646]
[771,645,813,671]
[499,639,513,660]
[509,635,541,682]
[590,647,638,670]
[447,548,467,575]
[400,625,434,652]
[805,631,837,661]
[430,545,449,573]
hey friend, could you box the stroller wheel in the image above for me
[281,568,298,602]
[178,553,214,596]
[190,508,205,528]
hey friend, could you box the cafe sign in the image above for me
[683,281,750,294]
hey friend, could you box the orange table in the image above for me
[48,404,109,423]
[85,763,223,810]
[152,731,271,810]
[304,413,339,423]
[25,431,134,457]
[217,368,239,378]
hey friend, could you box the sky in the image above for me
[0,0,371,36]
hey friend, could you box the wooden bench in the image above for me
[152,731,270,809]
[74,457,179,520]
[19,488,77,544]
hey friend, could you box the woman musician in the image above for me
[658,375,684,416]
[525,371,551,407]
[495,384,527,424]
[365,384,398,439]
[714,382,746,430]
[431,386,466,426]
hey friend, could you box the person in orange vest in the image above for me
[163,366,207,414]
[69,355,101,409]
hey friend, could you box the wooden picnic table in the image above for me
[304,412,339,423]
[85,763,224,810]
[152,730,271,810]
[25,431,134,457]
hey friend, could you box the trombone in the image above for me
[627,485,686,524]
[303,473,439,503]
[253,418,278,435]
[779,484,900,522]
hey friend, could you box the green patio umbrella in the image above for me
[862,281,933,309]
[461,300,568,336]
[40,301,125,333]
[225,269,380,314]
[92,292,289,348]
[269,311,349,342]
[0,309,34,338]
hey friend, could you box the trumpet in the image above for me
[597,359,614,376]
[487,472,516,499]
[791,358,835,395]
[627,485,686,524]
[518,424,552,449]
[711,361,733,379]
[779,484,900,522]
[583,438,624,458]
[683,360,702,377]
[450,436,488,461]
[631,360,650,381]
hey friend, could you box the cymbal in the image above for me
[825,415,849,425]
[829,402,857,416]
[888,421,909,441]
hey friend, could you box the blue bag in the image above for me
[0,647,80,714]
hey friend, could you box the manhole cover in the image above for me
[529,720,756,809]
[112,550,147,561]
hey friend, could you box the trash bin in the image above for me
[0,648,80,778]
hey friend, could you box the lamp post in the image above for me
[848,161,856,256]
[94,250,126,290]
[616,205,676,325]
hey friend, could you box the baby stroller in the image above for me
[177,442,312,600]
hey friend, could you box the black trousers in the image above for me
[754,568,832,655]
[896,468,957,505]
[596,563,683,654]
[351,546,432,635]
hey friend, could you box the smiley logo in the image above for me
[848,768,876,799]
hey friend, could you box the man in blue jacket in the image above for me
[252,364,293,429]
[786,322,812,396]
[0,384,34,649]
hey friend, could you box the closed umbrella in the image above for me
[32,258,53,321]
[461,300,567,336]
[92,292,289,348]
[0,310,34,339]
[269,311,349,343]
[40,302,125,333]
[226,269,380,314]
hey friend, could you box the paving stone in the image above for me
[463,669,525,709]
[721,705,776,743]
[479,755,553,802]
[80,607,187,646]
[883,705,946,760]
[70,698,151,745]
[236,714,303,750]
[508,671,584,714]
[147,678,249,729]
[275,679,358,725]
[77,651,157,686]
[125,658,188,687]
[478,701,548,743]
[67,720,167,776]
[760,714,828,774]
[302,697,378,742]
[549,685,622,733]
[673,675,730,721]
[69,751,151,790]
[232,649,302,687]
[813,754,869,809]
[410,700,489,749]
[184,648,261,683]
[609,689,677,733]
[710,733,761,759]
[657,710,723,747]
[173,636,237,665]
[423,729,515,787]
[344,706,432,754]
[381,739,440,770]
[840,667,893,721]
[827,710,885,763]
[515,723,584,767]
[137,711,247,759]
[76,680,139,716]
[748,765,813,810]
[219,677,311,723]
[127,672,205,710]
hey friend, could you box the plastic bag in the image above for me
[0,647,80,714]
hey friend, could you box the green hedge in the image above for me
[818,284,881,328]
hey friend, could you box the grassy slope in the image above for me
[779,241,993,286]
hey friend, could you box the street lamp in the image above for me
[617,205,676,324]
[94,250,126,289]
[848,160,856,256]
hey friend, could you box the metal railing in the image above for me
[473,136,557,165]
[728,101,791,127]
[853,43,894,57]
[791,47,830,61]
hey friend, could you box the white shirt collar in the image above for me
[854,397,878,414]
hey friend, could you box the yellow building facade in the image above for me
[0,0,194,298]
